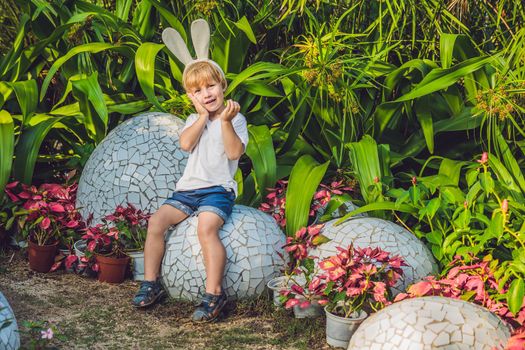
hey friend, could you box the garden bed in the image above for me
[0,252,327,350]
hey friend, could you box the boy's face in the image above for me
[187,79,225,114]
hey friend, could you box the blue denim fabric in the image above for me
[163,186,235,222]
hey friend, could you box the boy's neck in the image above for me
[208,104,226,121]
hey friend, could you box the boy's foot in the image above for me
[132,280,166,308]
[192,291,228,323]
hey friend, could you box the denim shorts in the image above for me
[163,186,235,222]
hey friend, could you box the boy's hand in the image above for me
[187,93,209,118]
[220,100,240,122]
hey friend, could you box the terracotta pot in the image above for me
[28,241,58,273]
[96,254,130,283]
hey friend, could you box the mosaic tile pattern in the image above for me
[348,296,510,350]
[76,112,187,224]
[311,217,438,293]
[0,292,20,350]
[161,205,286,301]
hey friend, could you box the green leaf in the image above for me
[71,72,108,144]
[245,125,277,200]
[285,155,329,236]
[136,43,166,112]
[508,279,525,316]
[13,115,68,183]
[335,202,416,225]
[234,16,256,44]
[0,110,14,199]
[40,43,118,101]
[480,172,495,195]
[8,80,38,124]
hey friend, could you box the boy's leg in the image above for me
[133,204,188,308]
[144,204,189,281]
[196,212,226,295]
[192,211,228,322]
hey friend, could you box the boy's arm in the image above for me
[180,93,209,152]
[220,100,244,160]
[179,114,207,152]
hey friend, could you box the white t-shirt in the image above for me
[175,113,249,195]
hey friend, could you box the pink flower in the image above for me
[502,199,508,214]
[477,152,488,164]
[41,328,54,339]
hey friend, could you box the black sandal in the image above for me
[132,280,166,308]
[191,291,228,322]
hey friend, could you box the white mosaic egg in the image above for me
[311,217,438,293]
[348,296,511,350]
[161,205,286,301]
[76,112,188,223]
[0,292,20,350]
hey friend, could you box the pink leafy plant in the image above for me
[315,245,406,318]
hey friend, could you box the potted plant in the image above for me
[5,181,84,273]
[313,245,406,348]
[102,203,150,281]
[279,224,330,316]
[82,224,130,283]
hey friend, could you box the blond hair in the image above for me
[183,61,227,92]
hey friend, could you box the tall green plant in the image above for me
[285,155,329,236]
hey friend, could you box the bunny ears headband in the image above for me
[162,19,225,82]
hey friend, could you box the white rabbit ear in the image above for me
[191,19,210,60]
[162,27,193,65]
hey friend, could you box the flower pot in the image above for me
[324,307,367,348]
[128,250,144,281]
[96,255,130,284]
[28,241,58,273]
[293,300,324,319]
[267,276,293,307]
[74,239,86,257]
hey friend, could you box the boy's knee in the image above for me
[197,225,218,240]
[148,212,169,233]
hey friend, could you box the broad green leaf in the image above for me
[71,72,108,144]
[136,42,165,112]
[0,110,14,199]
[414,97,434,153]
[40,43,118,101]
[225,62,284,96]
[146,0,186,41]
[245,125,277,200]
[285,155,328,236]
[508,279,525,316]
[234,16,256,44]
[13,115,68,183]
[9,79,38,124]
[335,202,416,225]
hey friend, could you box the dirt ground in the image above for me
[0,251,328,350]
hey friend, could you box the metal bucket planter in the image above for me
[74,240,86,257]
[266,276,292,307]
[325,307,367,348]
[128,250,145,281]
[293,300,324,318]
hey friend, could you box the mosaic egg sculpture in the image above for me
[310,217,438,293]
[162,205,286,301]
[348,296,511,350]
[76,112,187,223]
[0,292,20,350]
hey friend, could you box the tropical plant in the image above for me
[102,203,151,251]
[395,255,525,331]
[313,245,405,318]
[83,220,132,259]
[5,181,85,246]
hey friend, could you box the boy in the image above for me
[132,60,249,323]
